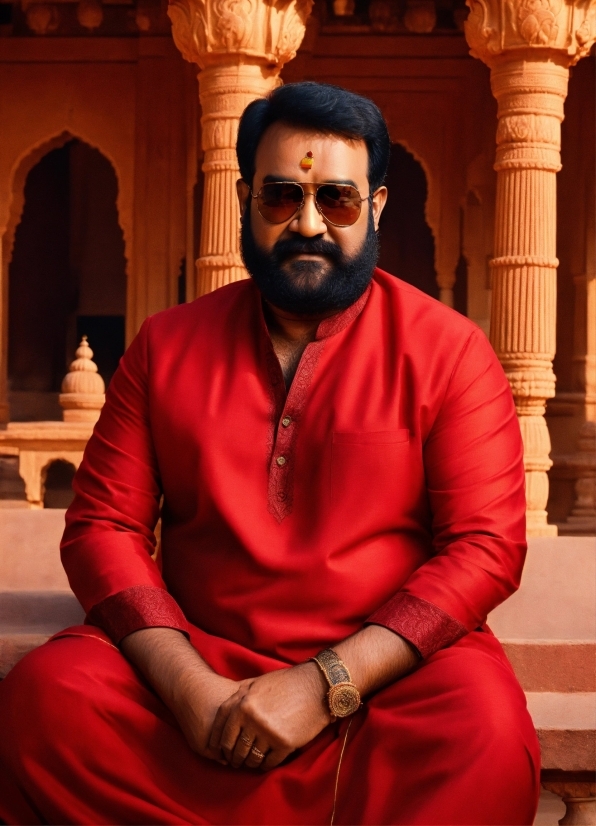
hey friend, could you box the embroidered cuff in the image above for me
[86,585,189,645]
[366,592,467,659]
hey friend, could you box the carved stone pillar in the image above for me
[0,242,8,425]
[557,421,596,535]
[168,0,313,296]
[436,268,455,308]
[464,0,596,535]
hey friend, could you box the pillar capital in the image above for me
[168,0,313,71]
[464,0,596,68]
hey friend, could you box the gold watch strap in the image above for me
[311,648,362,718]
[311,648,352,687]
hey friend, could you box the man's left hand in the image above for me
[208,662,334,770]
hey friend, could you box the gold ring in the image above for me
[240,734,253,748]
[250,746,265,760]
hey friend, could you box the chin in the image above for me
[282,260,331,286]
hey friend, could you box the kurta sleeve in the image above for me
[367,327,527,658]
[61,317,189,644]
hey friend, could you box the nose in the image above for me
[291,192,327,237]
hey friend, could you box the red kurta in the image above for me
[0,269,540,824]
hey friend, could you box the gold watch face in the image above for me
[328,682,361,717]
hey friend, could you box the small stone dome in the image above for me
[59,336,106,422]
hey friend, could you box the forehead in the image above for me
[253,122,368,186]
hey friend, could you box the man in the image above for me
[0,83,540,824]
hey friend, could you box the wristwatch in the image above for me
[311,648,361,718]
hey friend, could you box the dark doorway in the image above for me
[377,144,438,299]
[43,459,76,509]
[8,139,126,421]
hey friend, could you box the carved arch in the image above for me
[2,129,131,274]
[385,137,440,257]
[379,141,438,298]
[40,456,77,509]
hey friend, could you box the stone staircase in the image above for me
[0,512,594,824]
[488,536,596,824]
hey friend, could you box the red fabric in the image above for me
[0,271,539,823]
[87,584,189,644]
[0,626,540,825]
[60,269,527,659]
[367,592,467,658]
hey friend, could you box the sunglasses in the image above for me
[250,181,370,227]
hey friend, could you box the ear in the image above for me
[371,186,388,231]
[236,179,251,218]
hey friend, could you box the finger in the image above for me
[261,747,293,771]
[208,695,238,754]
[220,706,244,763]
[229,730,256,769]
[198,746,228,767]
[244,737,270,770]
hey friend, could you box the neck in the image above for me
[263,301,338,345]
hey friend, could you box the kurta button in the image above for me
[276,456,287,467]
[281,416,292,427]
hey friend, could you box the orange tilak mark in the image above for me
[300,151,314,170]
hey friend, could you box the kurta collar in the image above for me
[314,282,372,340]
[252,279,373,342]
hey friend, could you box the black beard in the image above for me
[240,207,379,315]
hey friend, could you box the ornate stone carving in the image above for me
[514,0,562,46]
[333,0,355,16]
[77,0,103,31]
[59,336,105,423]
[464,0,596,66]
[135,1,152,32]
[464,0,596,534]
[23,2,59,34]
[168,0,312,296]
[404,0,437,33]
[168,0,312,70]
[369,0,400,32]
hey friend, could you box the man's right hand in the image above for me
[120,627,239,764]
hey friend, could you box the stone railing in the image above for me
[0,337,104,508]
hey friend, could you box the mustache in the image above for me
[272,236,344,264]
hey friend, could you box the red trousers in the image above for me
[0,627,540,825]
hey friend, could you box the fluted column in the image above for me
[464,0,596,535]
[168,0,312,296]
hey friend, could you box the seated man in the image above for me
[0,82,540,825]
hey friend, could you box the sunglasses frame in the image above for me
[250,181,372,228]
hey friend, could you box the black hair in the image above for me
[236,82,391,192]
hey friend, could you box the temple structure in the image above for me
[0,0,594,819]
[0,0,593,532]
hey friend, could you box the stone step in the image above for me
[0,589,593,690]
[501,641,595,693]
[487,537,596,643]
[0,509,70,591]
[526,692,596,773]
[0,591,85,678]
[0,590,85,628]
[0,593,593,826]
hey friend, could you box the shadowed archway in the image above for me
[377,143,438,300]
[8,138,126,421]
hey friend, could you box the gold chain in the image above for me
[330,718,353,826]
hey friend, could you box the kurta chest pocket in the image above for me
[330,429,411,506]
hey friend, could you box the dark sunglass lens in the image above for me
[316,185,361,226]
[258,183,303,223]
